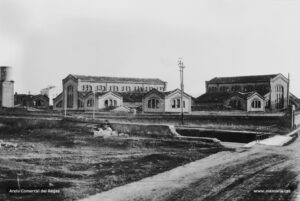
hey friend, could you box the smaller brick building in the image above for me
[14,94,49,109]
[142,88,192,113]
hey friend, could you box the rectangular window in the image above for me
[172,100,176,108]
[177,99,180,108]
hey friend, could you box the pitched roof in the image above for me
[70,74,166,84]
[143,88,191,99]
[118,92,145,103]
[207,74,279,84]
[196,91,267,104]
[195,92,232,104]
[230,91,265,100]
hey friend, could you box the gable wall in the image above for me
[164,92,191,113]
[143,93,165,113]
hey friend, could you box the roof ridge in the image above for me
[71,74,164,81]
[212,73,279,79]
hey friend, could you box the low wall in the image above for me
[70,112,287,132]
[62,118,176,138]
[176,128,272,143]
[62,117,220,144]
[0,116,62,131]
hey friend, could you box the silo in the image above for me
[0,66,14,107]
[0,66,12,82]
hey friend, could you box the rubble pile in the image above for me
[0,140,18,148]
[93,121,129,138]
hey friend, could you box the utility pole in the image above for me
[287,73,290,107]
[178,58,185,125]
[93,90,96,119]
[64,90,67,117]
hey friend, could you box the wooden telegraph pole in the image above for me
[178,58,185,125]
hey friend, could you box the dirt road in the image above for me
[82,138,300,201]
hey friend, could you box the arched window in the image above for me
[171,99,176,108]
[113,86,119,92]
[177,99,180,108]
[67,85,74,108]
[113,100,117,107]
[105,100,108,107]
[151,99,155,108]
[84,85,92,91]
[148,98,160,109]
[155,99,159,108]
[251,99,261,108]
[275,85,284,109]
[171,99,184,108]
[87,99,94,107]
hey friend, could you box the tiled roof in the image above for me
[143,88,191,99]
[207,74,279,84]
[195,93,232,104]
[71,74,166,84]
[231,91,264,100]
[118,92,145,102]
[78,91,145,102]
[196,91,267,104]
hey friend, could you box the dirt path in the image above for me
[81,138,300,201]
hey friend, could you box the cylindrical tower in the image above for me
[0,66,12,82]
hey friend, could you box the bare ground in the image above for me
[0,126,226,201]
[82,139,300,201]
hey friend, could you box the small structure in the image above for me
[225,92,265,112]
[53,91,123,111]
[14,94,49,109]
[0,66,14,108]
[142,88,192,113]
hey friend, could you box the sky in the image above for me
[0,0,300,97]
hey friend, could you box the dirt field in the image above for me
[0,126,227,201]
[85,139,300,201]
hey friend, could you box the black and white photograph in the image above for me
[0,0,300,200]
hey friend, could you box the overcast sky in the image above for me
[0,0,300,97]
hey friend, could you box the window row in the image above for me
[208,85,271,93]
[81,85,164,92]
[148,99,160,109]
[147,98,186,109]
[104,99,118,107]
[171,99,185,108]
[251,100,261,108]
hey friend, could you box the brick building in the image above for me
[53,74,167,110]
[196,74,299,112]
[142,88,192,113]
[14,94,49,109]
